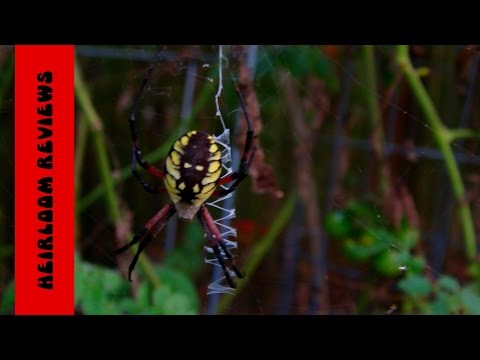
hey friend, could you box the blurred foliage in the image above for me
[400,274,480,315]
[325,200,422,276]
[0,281,14,314]
[75,254,199,315]
[324,199,480,314]
[163,221,204,277]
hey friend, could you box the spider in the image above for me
[116,65,256,289]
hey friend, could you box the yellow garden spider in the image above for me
[116,64,256,289]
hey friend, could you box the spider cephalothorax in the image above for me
[164,130,222,221]
[116,65,256,289]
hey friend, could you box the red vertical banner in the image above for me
[15,45,75,315]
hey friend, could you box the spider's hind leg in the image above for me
[218,240,245,279]
[115,202,176,281]
[197,205,245,289]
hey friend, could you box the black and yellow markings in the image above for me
[208,161,221,174]
[208,151,221,161]
[173,140,184,155]
[170,150,181,165]
[164,130,223,206]
[165,173,181,203]
[165,156,180,180]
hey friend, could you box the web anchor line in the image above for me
[205,45,240,295]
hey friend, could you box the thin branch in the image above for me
[448,128,480,142]
[362,45,389,194]
[396,45,477,259]
[282,71,328,314]
[74,114,89,247]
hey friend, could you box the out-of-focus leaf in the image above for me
[398,274,432,298]
[429,292,450,315]
[373,249,411,277]
[460,286,480,315]
[437,276,460,294]
[76,257,130,314]
[137,282,151,308]
[343,236,389,263]
[164,221,203,276]
[117,298,142,314]
[0,281,14,314]
[406,256,426,274]
[152,286,171,308]
[163,293,196,315]
[395,226,419,250]
[156,266,199,313]
[276,46,339,92]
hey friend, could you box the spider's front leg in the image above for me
[116,202,176,281]
[197,206,245,289]
[216,77,257,196]
[129,64,165,194]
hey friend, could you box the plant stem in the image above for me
[217,192,297,314]
[362,45,390,194]
[396,45,477,259]
[77,71,217,213]
[74,114,89,246]
[0,48,14,293]
[362,46,383,144]
[75,114,88,195]
[447,128,480,142]
[75,61,161,288]
[0,48,14,102]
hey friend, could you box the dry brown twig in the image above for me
[229,45,284,199]
[281,71,329,314]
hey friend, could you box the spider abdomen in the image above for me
[164,130,222,218]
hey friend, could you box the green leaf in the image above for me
[429,292,451,315]
[117,298,143,314]
[395,226,419,250]
[276,46,339,92]
[163,293,196,315]
[467,262,480,279]
[437,276,460,294]
[156,267,199,311]
[460,286,480,315]
[75,256,131,314]
[164,221,204,276]
[184,221,204,251]
[343,239,375,263]
[398,274,432,298]
[74,254,85,305]
[152,286,172,310]
[373,250,411,277]
[137,282,151,308]
[406,256,426,274]
[0,281,14,314]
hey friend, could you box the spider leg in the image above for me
[116,202,176,281]
[216,77,256,195]
[129,64,165,193]
[197,206,244,289]
[131,152,164,194]
[218,240,245,279]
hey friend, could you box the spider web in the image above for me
[204,45,239,296]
